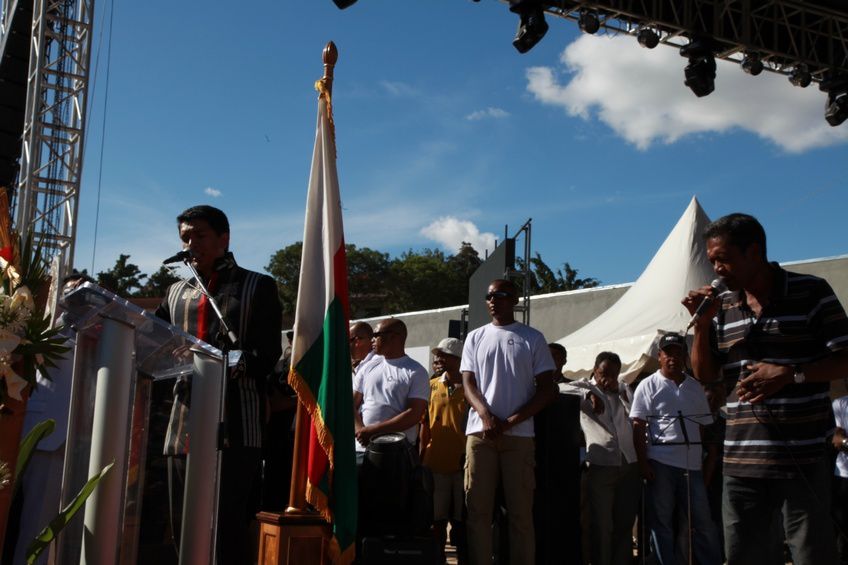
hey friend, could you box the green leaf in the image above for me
[25,461,115,565]
[13,419,55,498]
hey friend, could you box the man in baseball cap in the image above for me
[630,333,719,565]
[420,337,468,564]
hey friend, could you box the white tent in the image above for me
[558,196,715,383]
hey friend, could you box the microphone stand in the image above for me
[677,411,694,565]
[178,256,239,562]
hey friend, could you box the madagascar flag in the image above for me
[288,77,357,563]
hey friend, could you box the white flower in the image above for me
[10,286,34,312]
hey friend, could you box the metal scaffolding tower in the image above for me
[13,0,94,273]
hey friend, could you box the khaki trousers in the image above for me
[464,434,535,565]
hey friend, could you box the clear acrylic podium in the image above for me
[54,283,238,565]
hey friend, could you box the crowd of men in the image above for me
[350,213,848,565]
[11,205,848,565]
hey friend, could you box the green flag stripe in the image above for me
[293,297,357,554]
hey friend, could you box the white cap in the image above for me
[431,337,463,358]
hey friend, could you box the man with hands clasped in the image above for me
[461,278,557,565]
[683,213,848,565]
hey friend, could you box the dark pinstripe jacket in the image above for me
[155,253,283,454]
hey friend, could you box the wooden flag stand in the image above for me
[256,41,338,565]
[256,509,330,565]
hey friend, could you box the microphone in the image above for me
[163,250,192,265]
[686,278,727,330]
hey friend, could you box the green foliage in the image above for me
[137,265,180,297]
[265,241,304,316]
[92,256,179,299]
[266,239,599,318]
[26,461,115,564]
[14,419,56,499]
[96,254,147,297]
[520,252,600,294]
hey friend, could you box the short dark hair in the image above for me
[703,213,767,260]
[548,343,567,357]
[594,351,621,369]
[490,278,519,296]
[177,205,230,236]
[350,321,373,339]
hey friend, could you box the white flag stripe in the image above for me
[291,96,345,368]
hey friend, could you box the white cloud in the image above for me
[525,35,848,152]
[465,107,510,121]
[204,187,222,198]
[379,80,419,97]
[420,217,497,255]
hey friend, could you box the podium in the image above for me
[53,283,237,565]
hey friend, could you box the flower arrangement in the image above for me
[0,189,69,407]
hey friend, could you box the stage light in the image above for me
[820,72,848,126]
[741,53,763,76]
[637,28,659,49]
[680,38,716,97]
[510,0,549,54]
[331,0,357,8]
[789,65,811,88]
[825,91,848,126]
[578,10,600,34]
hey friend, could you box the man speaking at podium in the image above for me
[156,205,282,564]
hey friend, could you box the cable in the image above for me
[89,0,115,274]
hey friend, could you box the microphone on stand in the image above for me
[686,278,727,331]
[163,250,192,265]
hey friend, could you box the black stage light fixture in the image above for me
[578,10,600,34]
[741,53,763,76]
[510,0,549,54]
[680,38,716,97]
[637,27,659,49]
[825,91,848,126]
[332,0,357,8]
[820,72,848,126]
[789,65,811,88]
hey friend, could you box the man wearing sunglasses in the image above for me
[353,318,429,455]
[461,278,558,565]
[349,321,375,376]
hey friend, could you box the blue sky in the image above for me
[76,0,848,288]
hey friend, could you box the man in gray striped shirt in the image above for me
[684,213,848,565]
[156,205,282,564]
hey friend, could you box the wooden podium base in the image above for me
[256,510,331,565]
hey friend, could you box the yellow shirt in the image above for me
[423,374,469,474]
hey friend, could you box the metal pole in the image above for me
[286,40,338,515]
[81,316,135,565]
[179,350,224,564]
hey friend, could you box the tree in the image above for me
[266,241,597,318]
[387,248,455,313]
[522,252,600,294]
[137,266,181,297]
[265,242,392,318]
[96,254,147,297]
[265,242,303,316]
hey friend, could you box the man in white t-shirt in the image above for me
[833,392,848,565]
[353,318,429,458]
[461,278,557,565]
[350,321,376,377]
[630,333,720,565]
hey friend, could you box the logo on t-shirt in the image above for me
[507,338,514,346]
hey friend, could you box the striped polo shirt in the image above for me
[711,264,848,479]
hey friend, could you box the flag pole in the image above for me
[286,41,338,515]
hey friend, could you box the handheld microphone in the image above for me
[163,250,192,265]
[686,278,727,330]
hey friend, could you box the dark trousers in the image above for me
[168,447,262,565]
[723,461,836,565]
[835,474,848,565]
